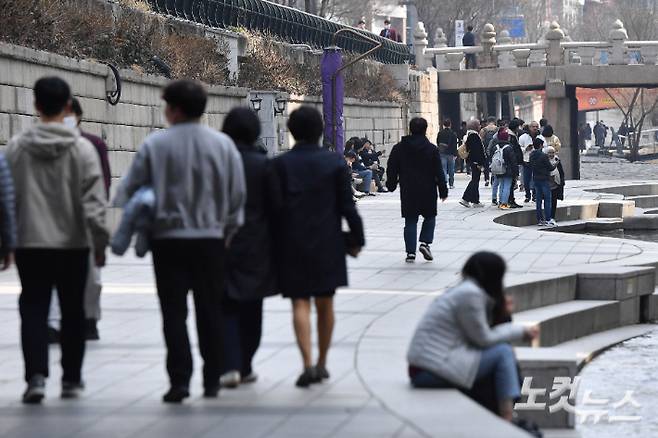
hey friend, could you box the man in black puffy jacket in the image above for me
[529,138,556,226]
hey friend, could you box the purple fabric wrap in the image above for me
[321,48,344,155]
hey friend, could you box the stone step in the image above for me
[513,300,620,347]
[626,194,658,209]
[641,289,658,322]
[505,273,577,312]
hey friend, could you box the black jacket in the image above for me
[465,132,486,166]
[386,135,448,218]
[552,160,566,200]
[491,140,517,178]
[462,31,475,46]
[529,149,556,181]
[360,148,382,168]
[437,128,458,156]
[273,143,365,297]
[227,144,282,300]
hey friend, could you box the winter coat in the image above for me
[273,143,365,297]
[465,132,486,166]
[359,148,382,168]
[227,144,283,301]
[0,153,16,256]
[437,128,458,156]
[549,159,566,200]
[462,31,476,46]
[529,149,556,182]
[5,122,108,250]
[407,279,526,389]
[491,140,517,178]
[81,131,111,199]
[111,187,154,257]
[386,135,448,218]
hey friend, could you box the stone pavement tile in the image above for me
[329,402,406,438]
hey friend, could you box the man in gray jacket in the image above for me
[115,80,246,403]
[6,77,109,404]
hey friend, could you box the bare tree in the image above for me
[604,88,658,161]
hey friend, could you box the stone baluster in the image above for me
[433,27,449,70]
[414,22,429,70]
[577,46,596,65]
[640,45,658,65]
[608,19,628,65]
[446,52,465,70]
[479,23,498,68]
[497,29,515,68]
[512,49,531,67]
[545,22,565,66]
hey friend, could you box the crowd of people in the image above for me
[5,76,365,404]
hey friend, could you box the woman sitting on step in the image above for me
[406,252,539,421]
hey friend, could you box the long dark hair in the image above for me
[462,252,508,324]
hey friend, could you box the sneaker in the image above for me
[418,243,433,261]
[471,202,484,208]
[315,366,330,380]
[485,181,490,187]
[85,319,99,341]
[295,367,320,388]
[492,200,498,206]
[61,381,85,399]
[547,219,558,227]
[537,220,548,227]
[241,372,258,384]
[367,192,376,197]
[203,385,220,398]
[163,386,190,403]
[510,202,523,209]
[459,199,471,208]
[498,204,510,210]
[449,185,455,189]
[524,198,531,203]
[354,191,366,198]
[22,374,45,404]
[48,327,60,345]
[220,370,241,389]
[405,253,416,263]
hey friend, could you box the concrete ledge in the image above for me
[494,202,599,227]
[575,266,655,300]
[505,274,577,312]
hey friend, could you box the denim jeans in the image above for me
[354,169,372,193]
[522,164,533,200]
[534,180,552,222]
[404,215,436,254]
[441,154,455,187]
[497,176,513,205]
[410,343,520,401]
[491,175,500,202]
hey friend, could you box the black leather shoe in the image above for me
[163,386,190,403]
[85,319,99,341]
[203,386,219,398]
[295,367,320,388]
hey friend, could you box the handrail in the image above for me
[147,0,411,64]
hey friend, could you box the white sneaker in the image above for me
[459,199,471,208]
[547,219,558,227]
[471,202,484,208]
[537,220,548,227]
[220,370,241,389]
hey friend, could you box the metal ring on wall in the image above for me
[106,64,122,106]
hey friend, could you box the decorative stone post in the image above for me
[414,22,429,70]
[577,47,596,65]
[433,27,449,70]
[545,22,565,66]
[512,49,531,68]
[608,19,628,65]
[640,45,658,65]
[446,52,465,71]
[497,29,515,68]
[479,23,498,68]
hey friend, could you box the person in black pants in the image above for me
[460,120,487,208]
[6,77,109,404]
[219,108,283,388]
[115,80,247,403]
[273,106,364,388]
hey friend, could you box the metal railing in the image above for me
[148,0,412,64]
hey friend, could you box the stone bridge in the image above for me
[412,20,658,180]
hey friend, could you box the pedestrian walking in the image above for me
[407,252,539,421]
[546,147,565,222]
[480,117,498,187]
[6,77,109,404]
[115,80,247,403]
[387,118,449,263]
[518,121,544,203]
[218,108,282,388]
[463,25,477,69]
[529,137,556,227]
[460,120,486,208]
[48,97,112,342]
[273,106,364,388]
[489,129,516,210]
[437,118,458,189]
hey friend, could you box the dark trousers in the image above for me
[16,248,89,383]
[534,180,552,222]
[404,215,436,254]
[551,189,559,220]
[221,297,263,376]
[509,177,517,204]
[465,54,477,69]
[152,239,225,389]
[463,164,481,203]
[522,164,533,200]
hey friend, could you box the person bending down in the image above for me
[407,252,539,421]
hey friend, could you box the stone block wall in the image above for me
[408,69,439,142]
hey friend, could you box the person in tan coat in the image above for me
[5,76,108,404]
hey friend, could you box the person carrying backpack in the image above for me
[489,129,516,210]
[480,117,497,187]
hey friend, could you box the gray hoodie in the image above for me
[5,122,109,249]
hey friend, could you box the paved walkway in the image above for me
[1,170,658,438]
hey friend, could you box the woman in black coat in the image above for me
[273,107,365,388]
[461,120,487,207]
[220,108,283,388]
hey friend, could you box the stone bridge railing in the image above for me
[414,20,658,71]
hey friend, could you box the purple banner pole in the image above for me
[321,47,344,155]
